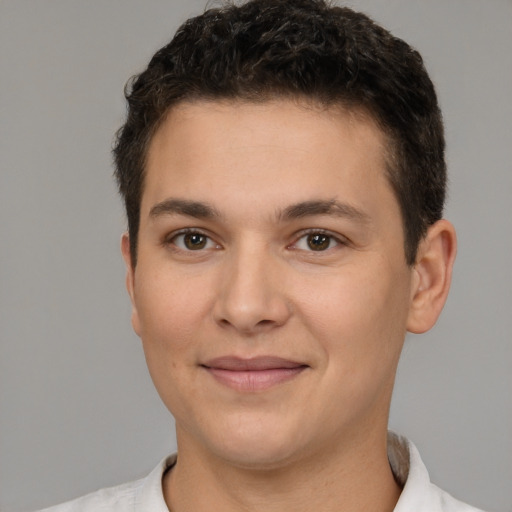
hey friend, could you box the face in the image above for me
[124,99,417,469]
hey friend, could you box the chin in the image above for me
[199,415,314,470]
[215,441,302,471]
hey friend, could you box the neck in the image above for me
[163,427,402,512]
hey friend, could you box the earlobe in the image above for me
[406,220,457,334]
[121,233,141,336]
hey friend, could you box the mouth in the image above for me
[201,356,309,392]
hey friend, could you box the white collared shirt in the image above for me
[37,433,485,511]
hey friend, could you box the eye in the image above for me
[293,231,341,252]
[170,231,218,251]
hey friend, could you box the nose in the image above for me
[213,244,292,335]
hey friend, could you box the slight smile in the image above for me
[201,356,309,392]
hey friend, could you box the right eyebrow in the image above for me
[280,199,371,224]
[149,198,221,219]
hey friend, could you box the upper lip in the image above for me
[202,356,307,371]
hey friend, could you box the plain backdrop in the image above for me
[1,1,511,511]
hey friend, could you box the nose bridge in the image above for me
[214,236,290,333]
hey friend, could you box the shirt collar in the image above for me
[135,433,465,512]
[389,431,451,512]
[134,454,176,511]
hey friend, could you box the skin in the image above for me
[122,99,456,512]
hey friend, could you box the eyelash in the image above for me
[290,229,347,252]
[164,228,219,252]
[163,228,347,254]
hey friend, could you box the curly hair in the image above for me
[113,0,445,266]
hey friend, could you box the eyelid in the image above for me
[163,228,221,251]
[289,228,349,251]
[162,227,348,252]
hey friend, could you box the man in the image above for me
[39,0,484,510]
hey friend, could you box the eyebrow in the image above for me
[149,198,220,219]
[280,199,371,223]
[149,197,370,224]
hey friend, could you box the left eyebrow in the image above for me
[279,199,371,224]
[149,198,221,219]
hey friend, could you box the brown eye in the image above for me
[183,233,207,250]
[307,233,331,251]
[292,231,341,252]
[170,231,216,251]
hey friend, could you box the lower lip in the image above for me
[204,366,307,392]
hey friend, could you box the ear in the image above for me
[406,220,457,334]
[121,233,141,336]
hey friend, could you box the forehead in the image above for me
[142,99,398,224]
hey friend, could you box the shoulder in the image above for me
[429,484,487,512]
[34,455,176,512]
[36,479,142,512]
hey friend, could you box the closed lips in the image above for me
[202,356,308,371]
[201,356,309,391]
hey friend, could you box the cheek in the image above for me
[299,263,411,367]
[133,270,210,354]
[132,271,211,412]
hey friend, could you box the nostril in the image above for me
[216,315,283,334]
[256,319,275,327]
[212,263,292,332]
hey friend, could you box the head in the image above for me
[114,0,456,471]
[113,0,446,267]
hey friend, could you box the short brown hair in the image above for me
[113,0,445,266]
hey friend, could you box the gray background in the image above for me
[1,1,511,511]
